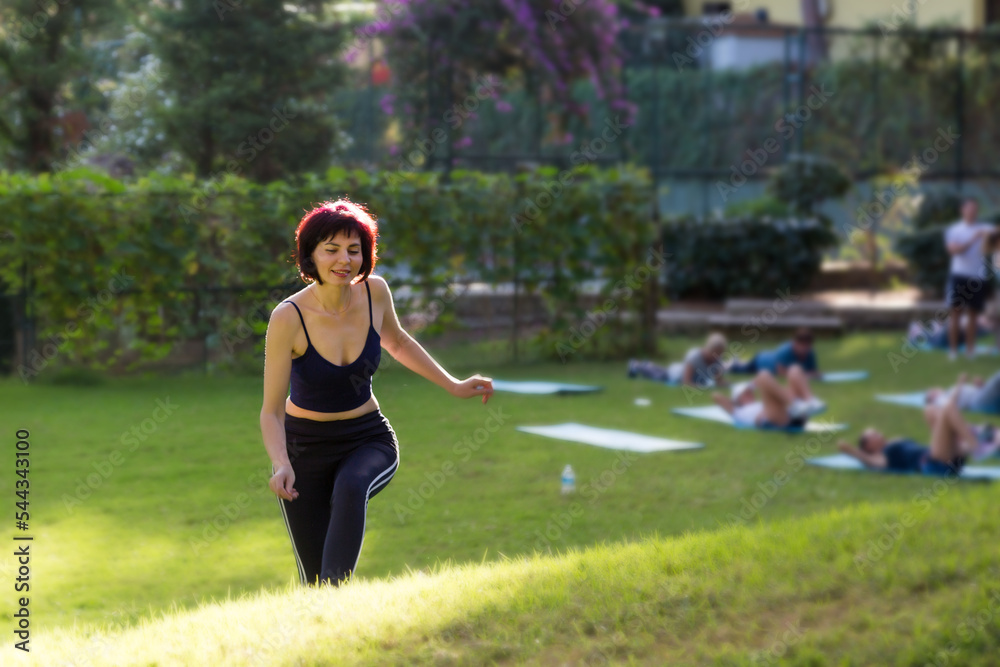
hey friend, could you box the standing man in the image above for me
[945,197,995,360]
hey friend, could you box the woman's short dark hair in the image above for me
[857,433,870,453]
[294,199,378,284]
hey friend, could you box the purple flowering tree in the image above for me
[371,0,642,162]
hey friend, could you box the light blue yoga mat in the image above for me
[875,392,1000,415]
[516,423,703,453]
[657,372,866,386]
[807,453,1000,481]
[492,380,603,395]
[820,370,869,383]
[671,405,847,433]
[875,392,927,408]
[915,342,998,355]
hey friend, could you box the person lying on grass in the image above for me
[628,332,729,388]
[923,370,1000,416]
[838,375,999,476]
[711,364,826,430]
[727,327,821,379]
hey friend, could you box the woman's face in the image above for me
[312,230,362,284]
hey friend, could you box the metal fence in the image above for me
[338,19,1000,205]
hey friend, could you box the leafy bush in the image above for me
[913,189,961,231]
[767,154,851,216]
[894,190,961,294]
[894,224,950,296]
[723,195,788,218]
[0,164,660,376]
[662,216,838,299]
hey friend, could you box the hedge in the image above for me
[662,216,838,300]
[894,224,950,296]
[0,164,660,376]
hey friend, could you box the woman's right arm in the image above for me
[260,303,298,501]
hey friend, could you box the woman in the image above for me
[259,199,493,586]
[627,332,729,388]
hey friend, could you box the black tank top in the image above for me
[283,281,381,413]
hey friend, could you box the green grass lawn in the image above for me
[3,332,999,663]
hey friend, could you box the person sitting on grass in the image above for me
[728,328,820,379]
[838,375,997,476]
[628,332,730,388]
[923,370,1000,416]
[711,364,826,430]
[907,314,991,350]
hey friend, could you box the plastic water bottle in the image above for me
[561,465,576,495]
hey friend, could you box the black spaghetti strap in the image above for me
[283,300,312,347]
[365,281,373,328]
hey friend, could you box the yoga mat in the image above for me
[671,405,847,433]
[820,370,869,383]
[915,342,998,355]
[875,392,927,408]
[875,392,1000,415]
[807,453,1000,481]
[491,380,603,395]
[515,423,703,453]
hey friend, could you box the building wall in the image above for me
[681,0,980,29]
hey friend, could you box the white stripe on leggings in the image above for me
[350,449,400,578]
[274,469,308,585]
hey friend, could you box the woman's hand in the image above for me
[269,464,299,501]
[450,374,494,404]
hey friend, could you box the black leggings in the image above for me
[276,410,399,585]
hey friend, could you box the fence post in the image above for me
[797,27,807,155]
[18,260,35,381]
[511,231,520,364]
[367,37,375,164]
[782,28,792,157]
[955,30,965,192]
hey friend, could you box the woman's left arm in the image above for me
[371,276,493,403]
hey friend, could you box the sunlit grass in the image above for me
[40,492,1000,665]
[2,332,998,663]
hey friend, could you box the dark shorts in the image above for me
[759,416,807,431]
[920,455,966,477]
[947,274,988,313]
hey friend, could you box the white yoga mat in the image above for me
[671,405,847,433]
[807,454,1000,481]
[876,392,1000,415]
[820,371,869,383]
[515,423,703,453]
[492,380,603,395]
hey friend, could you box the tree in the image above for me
[144,0,350,182]
[373,0,638,162]
[0,0,118,172]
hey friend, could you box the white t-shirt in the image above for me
[945,221,994,278]
[932,384,980,410]
[732,401,763,426]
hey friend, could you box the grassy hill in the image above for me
[42,491,1000,665]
